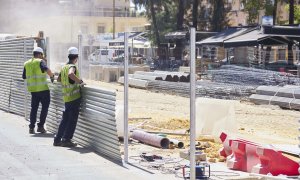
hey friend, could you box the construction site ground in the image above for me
[0,110,182,180]
[1,80,299,179]
[89,80,300,179]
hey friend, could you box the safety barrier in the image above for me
[0,37,122,164]
[220,132,299,176]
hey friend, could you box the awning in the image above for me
[263,25,300,36]
[223,28,298,48]
[196,27,252,46]
[263,26,300,43]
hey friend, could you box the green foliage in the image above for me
[211,0,227,31]
[265,0,274,16]
[133,0,178,45]
[285,4,300,23]
[242,0,265,25]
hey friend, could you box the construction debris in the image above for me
[179,150,207,161]
[208,65,300,86]
[147,80,256,100]
[132,130,170,149]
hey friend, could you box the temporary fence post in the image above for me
[78,34,83,78]
[46,37,50,68]
[124,32,129,163]
[23,39,28,120]
[190,27,196,180]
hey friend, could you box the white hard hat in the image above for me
[68,47,79,55]
[33,47,44,54]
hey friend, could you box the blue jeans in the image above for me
[29,90,50,129]
[54,98,81,142]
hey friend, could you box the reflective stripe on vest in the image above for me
[62,84,78,88]
[61,64,81,103]
[27,81,48,87]
[63,89,80,97]
[26,75,47,79]
[24,58,49,92]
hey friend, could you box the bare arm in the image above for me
[68,67,82,83]
[46,69,54,77]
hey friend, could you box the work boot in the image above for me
[37,127,47,133]
[61,140,77,147]
[29,128,35,134]
[53,141,62,147]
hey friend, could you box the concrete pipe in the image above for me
[165,75,173,82]
[132,130,170,149]
[169,138,184,148]
[172,75,179,82]
[179,76,188,82]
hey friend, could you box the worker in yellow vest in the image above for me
[23,47,55,134]
[53,47,86,147]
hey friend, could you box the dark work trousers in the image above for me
[54,98,81,142]
[29,90,50,129]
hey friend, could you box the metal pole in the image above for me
[78,34,83,78]
[124,32,129,163]
[113,0,115,39]
[189,27,196,180]
[131,37,134,64]
[23,39,28,120]
[46,37,50,69]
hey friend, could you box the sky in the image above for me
[130,0,146,12]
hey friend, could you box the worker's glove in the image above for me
[50,75,55,83]
[79,80,86,87]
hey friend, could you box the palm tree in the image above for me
[176,0,185,30]
[289,0,295,24]
[212,0,225,31]
[149,0,161,45]
[192,0,199,29]
[288,0,295,65]
[273,0,278,25]
[133,0,161,46]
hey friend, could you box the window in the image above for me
[101,50,108,55]
[97,25,105,33]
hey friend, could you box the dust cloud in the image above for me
[0,0,82,72]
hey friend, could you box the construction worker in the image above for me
[23,47,55,134]
[53,47,86,147]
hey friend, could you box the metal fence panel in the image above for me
[0,38,122,164]
[0,38,33,114]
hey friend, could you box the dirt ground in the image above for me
[90,80,298,159]
[89,80,299,146]
[87,80,299,178]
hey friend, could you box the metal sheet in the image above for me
[0,37,122,164]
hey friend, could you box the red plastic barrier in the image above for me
[219,132,232,157]
[252,147,299,176]
[219,132,299,176]
[226,140,260,173]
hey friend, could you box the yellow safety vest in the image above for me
[24,58,49,92]
[61,64,81,102]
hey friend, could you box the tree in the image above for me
[288,0,295,65]
[177,0,185,30]
[273,0,278,25]
[289,0,295,24]
[133,0,165,46]
[149,0,161,45]
[192,0,199,29]
[242,0,265,25]
[211,0,226,31]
